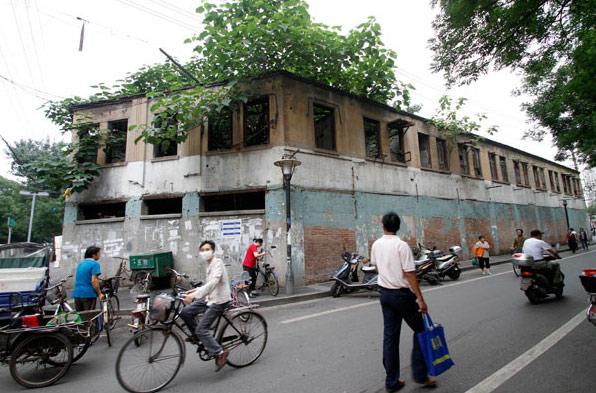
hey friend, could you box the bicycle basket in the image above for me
[100,277,119,294]
[150,294,175,322]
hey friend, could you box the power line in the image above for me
[150,0,203,24]
[9,0,37,87]
[0,73,65,100]
[115,0,198,32]
[24,0,45,89]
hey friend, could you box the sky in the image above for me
[0,0,570,183]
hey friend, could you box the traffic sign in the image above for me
[7,217,15,228]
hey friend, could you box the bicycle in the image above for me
[115,278,268,393]
[230,271,251,307]
[255,253,279,296]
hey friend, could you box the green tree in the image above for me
[44,0,418,193]
[429,0,596,166]
[0,177,63,244]
[588,202,596,217]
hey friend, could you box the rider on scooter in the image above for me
[522,229,563,286]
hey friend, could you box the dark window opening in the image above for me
[499,156,509,183]
[472,148,482,177]
[244,97,269,147]
[548,170,556,192]
[313,104,336,151]
[533,165,541,189]
[418,133,431,168]
[513,161,522,185]
[79,202,126,220]
[554,172,561,192]
[458,144,469,175]
[521,162,530,185]
[539,168,547,190]
[388,123,406,163]
[489,153,498,180]
[105,119,127,164]
[437,138,449,171]
[364,118,381,158]
[144,197,183,215]
[153,113,178,158]
[208,110,233,151]
[75,123,100,164]
[202,191,265,212]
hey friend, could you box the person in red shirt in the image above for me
[243,238,267,297]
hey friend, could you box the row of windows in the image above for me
[77,191,266,220]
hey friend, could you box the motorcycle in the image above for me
[433,246,463,280]
[579,269,596,327]
[330,249,378,298]
[512,253,564,304]
[414,255,440,285]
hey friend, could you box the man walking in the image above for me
[371,212,437,392]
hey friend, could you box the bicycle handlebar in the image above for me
[46,275,73,291]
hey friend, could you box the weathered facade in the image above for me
[58,71,588,286]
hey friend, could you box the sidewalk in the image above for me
[90,253,517,313]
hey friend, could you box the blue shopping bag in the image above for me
[417,313,454,377]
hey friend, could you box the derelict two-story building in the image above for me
[58,71,588,285]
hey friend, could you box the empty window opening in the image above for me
[202,191,265,212]
[548,170,557,192]
[313,104,336,151]
[533,165,542,189]
[488,153,498,180]
[521,162,530,185]
[208,110,233,151]
[105,119,128,164]
[554,172,561,192]
[153,113,179,158]
[75,123,100,164]
[79,202,126,220]
[437,138,449,171]
[499,156,509,183]
[364,118,381,158]
[458,144,469,175]
[418,133,431,168]
[472,148,482,177]
[539,168,547,190]
[143,197,183,215]
[388,121,407,163]
[513,161,522,185]
[244,97,270,147]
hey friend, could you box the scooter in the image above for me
[414,255,440,285]
[433,246,463,281]
[512,253,564,304]
[579,269,596,327]
[330,250,378,298]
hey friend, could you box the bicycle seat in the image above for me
[191,280,203,288]
[136,294,151,300]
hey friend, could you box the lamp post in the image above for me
[274,156,301,295]
[562,199,570,229]
[19,191,49,242]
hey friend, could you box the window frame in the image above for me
[418,132,432,168]
[105,119,128,164]
[363,118,381,159]
[499,156,509,183]
[488,152,499,181]
[243,96,270,147]
[458,144,470,175]
[313,103,336,151]
[388,123,406,163]
[436,138,449,171]
[208,109,234,151]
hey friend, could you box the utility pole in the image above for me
[19,191,49,242]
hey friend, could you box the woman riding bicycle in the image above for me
[179,240,231,372]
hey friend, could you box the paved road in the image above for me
[2,250,595,393]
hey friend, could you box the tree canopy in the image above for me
[429,0,596,166]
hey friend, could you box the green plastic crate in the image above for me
[129,252,173,277]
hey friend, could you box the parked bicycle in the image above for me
[115,276,268,393]
[255,253,279,296]
[230,272,251,307]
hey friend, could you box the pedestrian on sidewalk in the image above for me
[566,228,578,253]
[72,245,104,311]
[579,228,589,250]
[180,240,231,372]
[243,238,267,298]
[474,236,491,275]
[371,212,437,392]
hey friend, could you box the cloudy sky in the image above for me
[0,0,565,182]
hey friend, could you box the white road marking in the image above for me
[280,300,377,324]
[464,310,586,393]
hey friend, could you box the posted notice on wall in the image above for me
[220,219,242,240]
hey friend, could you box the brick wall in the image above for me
[304,226,356,284]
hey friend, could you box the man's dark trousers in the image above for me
[380,287,428,390]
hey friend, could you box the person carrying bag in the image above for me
[417,313,455,377]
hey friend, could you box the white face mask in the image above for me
[199,250,214,261]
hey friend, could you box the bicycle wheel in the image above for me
[255,272,266,292]
[236,289,250,307]
[266,272,279,296]
[116,326,184,393]
[512,262,521,277]
[217,311,267,368]
[109,295,120,330]
[10,333,73,388]
[103,302,112,347]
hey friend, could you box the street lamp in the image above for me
[274,156,301,295]
[562,199,570,229]
[19,191,49,242]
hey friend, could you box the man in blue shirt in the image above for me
[72,245,104,311]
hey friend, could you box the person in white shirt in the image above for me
[522,229,563,284]
[371,212,436,392]
[180,240,231,372]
